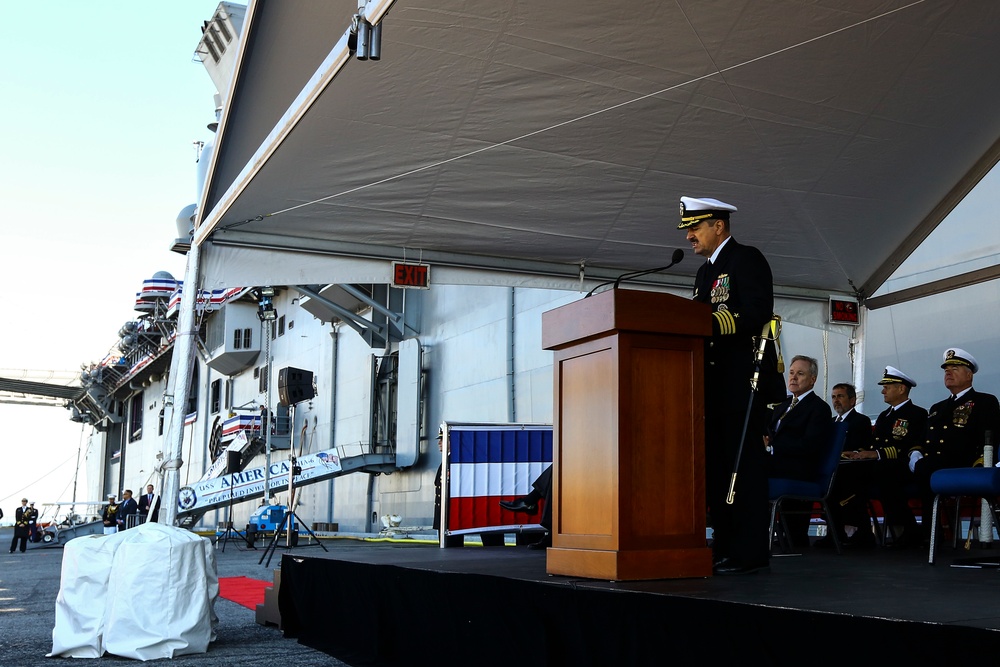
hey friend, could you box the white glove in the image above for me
[908,450,923,472]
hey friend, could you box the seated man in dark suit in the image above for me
[818,382,875,548]
[766,355,833,546]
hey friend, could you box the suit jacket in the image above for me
[872,400,927,462]
[118,497,138,529]
[137,493,160,522]
[693,238,784,406]
[837,409,874,452]
[921,388,1000,468]
[768,391,833,480]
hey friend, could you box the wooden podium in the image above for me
[541,288,713,580]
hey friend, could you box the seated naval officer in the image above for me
[908,348,1000,537]
[815,383,875,548]
[843,366,927,547]
[766,355,833,547]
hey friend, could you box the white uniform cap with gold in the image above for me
[942,347,979,373]
[878,366,916,388]
[678,196,738,229]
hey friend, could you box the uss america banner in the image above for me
[177,450,343,513]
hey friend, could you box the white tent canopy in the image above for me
[194,0,1000,301]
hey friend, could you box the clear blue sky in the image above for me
[0,1,224,512]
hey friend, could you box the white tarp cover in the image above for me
[49,523,219,660]
[195,0,1000,300]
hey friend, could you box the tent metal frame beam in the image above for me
[867,265,1000,310]
[210,231,842,302]
[862,135,1000,298]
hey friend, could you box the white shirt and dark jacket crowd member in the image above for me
[766,355,833,548]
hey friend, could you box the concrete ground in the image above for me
[0,527,352,666]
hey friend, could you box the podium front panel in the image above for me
[556,339,616,541]
[620,336,703,549]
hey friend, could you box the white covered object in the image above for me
[49,522,219,660]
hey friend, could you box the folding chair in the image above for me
[927,467,1000,565]
[769,421,849,554]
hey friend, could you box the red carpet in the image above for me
[218,576,270,609]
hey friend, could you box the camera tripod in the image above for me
[258,504,327,567]
[258,455,328,567]
[216,469,249,552]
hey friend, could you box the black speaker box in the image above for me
[278,367,315,406]
[226,450,241,474]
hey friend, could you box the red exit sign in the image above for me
[392,261,431,289]
[829,297,860,325]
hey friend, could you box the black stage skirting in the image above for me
[278,543,1000,667]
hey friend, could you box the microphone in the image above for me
[585,249,685,298]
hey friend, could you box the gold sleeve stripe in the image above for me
[713,310,737,335]
[883,446,898,460]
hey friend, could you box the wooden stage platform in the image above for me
[276,539,1000,666]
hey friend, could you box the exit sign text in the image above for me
[392,262,431,289]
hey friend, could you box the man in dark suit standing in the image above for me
[137,484,160,524]
[767,355,833,547]
[117,490,138,531]
[680,196,783,575]
[909,348,1000,537]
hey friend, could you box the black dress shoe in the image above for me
[713,560,770,575]
[527,533,551,550]
[712,556,732,568]
[499,498,538,514]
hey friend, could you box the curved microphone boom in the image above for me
[585,248,685,298]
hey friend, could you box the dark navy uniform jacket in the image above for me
[693,238,784,406]
[919,388,1000,468]
[872,400,927,462]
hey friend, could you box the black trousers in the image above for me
[9,533,27,553]
[705,388,771,564]
[531,466,553,531]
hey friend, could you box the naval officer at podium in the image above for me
[679,196,781,575]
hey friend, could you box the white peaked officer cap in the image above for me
[942,348,979,373]
[878,366,917,388]
[678,196,738,229]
